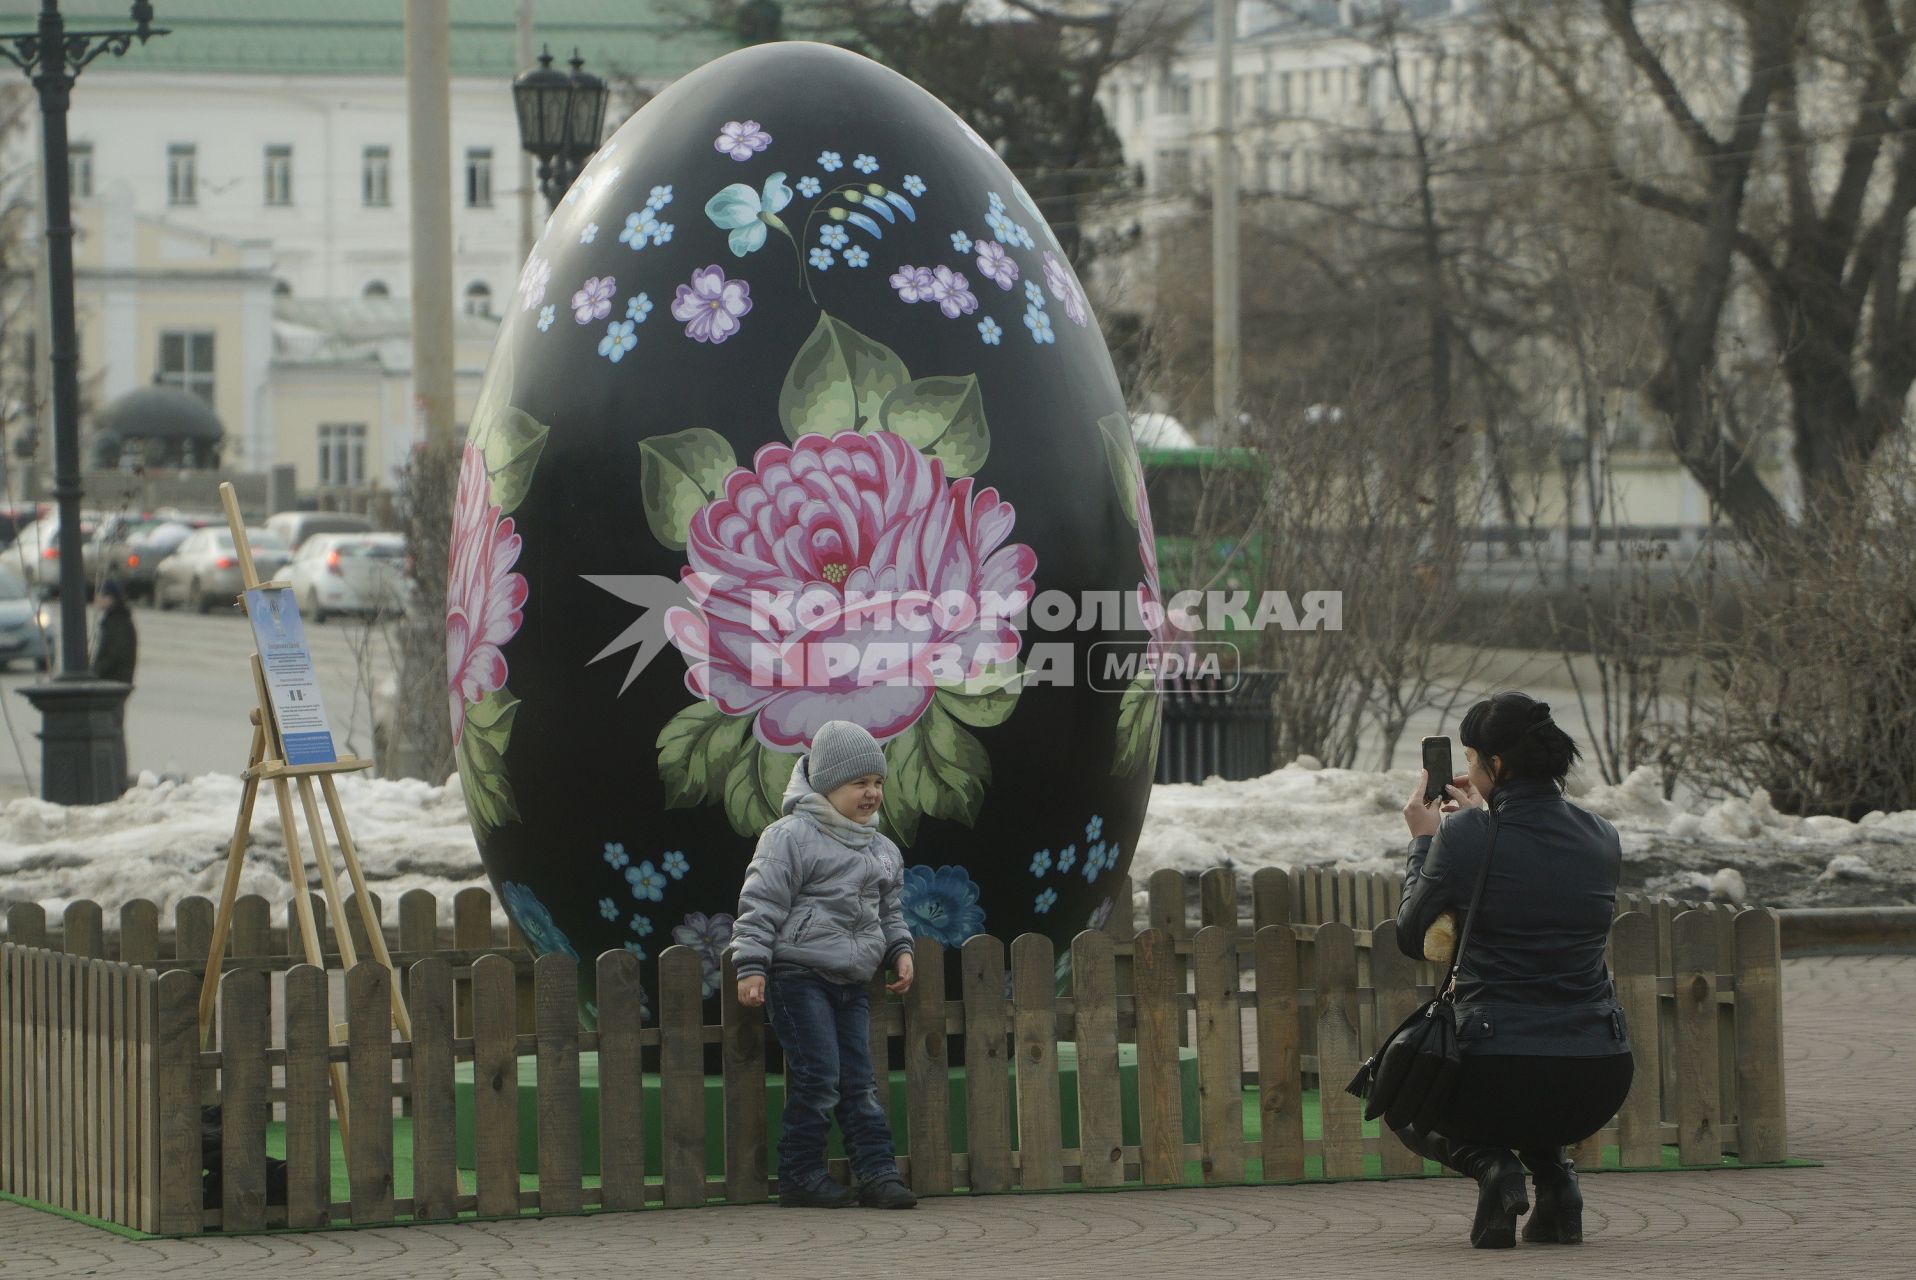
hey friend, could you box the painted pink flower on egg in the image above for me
[1042,250,1089,328]
[446,443,529,742]
[663,431,1037,749]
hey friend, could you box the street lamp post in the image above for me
[2,1,167,803]
[513,47,609,212]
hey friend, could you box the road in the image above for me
[0,603,401,802]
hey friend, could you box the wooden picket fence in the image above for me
[0,869,1788,1235]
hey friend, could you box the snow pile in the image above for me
[0,770,479,922]
[4,760,1915,920]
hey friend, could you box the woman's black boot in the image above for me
[1519,1147,1584,1244]
[1392,1126,1528,1248]
[1459,1147,1529,1249]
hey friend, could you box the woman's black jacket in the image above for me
[1396,777,1631,1058]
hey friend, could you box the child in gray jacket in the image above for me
[732,720,917,1210]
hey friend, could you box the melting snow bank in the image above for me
[1135,761,1916,910]
[2,762,1914,922]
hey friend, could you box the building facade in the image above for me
[0,0,725,499]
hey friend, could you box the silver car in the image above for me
[0,567,53,671]
[288,532,408,621]
[154,527,291,614]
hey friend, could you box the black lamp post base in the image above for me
[16,679,132,804]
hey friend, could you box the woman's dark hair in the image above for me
[1459,691,1581,791]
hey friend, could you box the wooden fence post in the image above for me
[1368,923,1425,1176]
[1133,928,1184,1186]
[5,903,47,948]
[1192,924,1244,1183]
[1672,909,1721,1165]
[902,937,952,1195]
[1199,868,1237,931]
[409,956,457,1220]
[658,945,706,1208]
[174,897,213,968]
[1147,870,1189,1048]
[1251,867,1291,933]
[532,953,582,1214]
[153,969,200,1234]
[1071,930,1124,1188]
[454,888,493,1040]
[1314,922,1364,1178]
[346,962,395,1224]
[471,953,520,1218]
[718,951,769,1204]
[218,968,269,1231]
[1011,934,1062,1190]
[959,936,1012,1194]
[119,901,159,966]
[1733,907,1787,1163]
[63,901,104,959]
[596,950,648,1211]
[1253,924,1303,1180]
[282,964,331,1229]
[1611,912,1662,1168]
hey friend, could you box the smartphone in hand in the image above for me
[1420,736,1453,803]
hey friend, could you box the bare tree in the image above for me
[1499,0,1916,552]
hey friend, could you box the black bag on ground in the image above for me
[1344,812,1501,1129]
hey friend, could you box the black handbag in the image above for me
[1344,810,1501,1131]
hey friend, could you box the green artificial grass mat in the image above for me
[5,1083,1819,1240]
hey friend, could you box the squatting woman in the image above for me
[1395,691,1634,1249]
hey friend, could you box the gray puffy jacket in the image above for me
[730,759,913,985]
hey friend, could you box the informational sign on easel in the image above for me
[197,482,410,1143]
[243,586,337,765]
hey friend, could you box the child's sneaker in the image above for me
[779,1176,857,1208]
[858,1176,918,1209]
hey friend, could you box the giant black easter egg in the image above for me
[450,41,1164,1016]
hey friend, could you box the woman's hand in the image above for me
[886,951,915,994]
[1403,771,1443,838]
[737,975,766,1007]
[1440,773,1485,813]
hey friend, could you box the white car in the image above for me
[6,509,104,593]
[288,533,408,622]
[0,567,54,672]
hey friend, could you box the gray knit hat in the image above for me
[806,720,888,794]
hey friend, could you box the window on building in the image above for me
[362,280,391,299]
[1255,73,1269,113]
[1196,81,1209,123]
[1158,147,1191,193]
[1280,71,1292,113]
[264,145,292,206]
[464,281,493,317]
[1131,85,1144,124]
[466,147,494,208]
[363,146,391,207]
[157,331,215,406]
[166,144,196,206]
[1255,150,1272,192]
[273,279,292,298]
[318,423,368,487]
[69,142,93,199]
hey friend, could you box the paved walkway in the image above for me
[3,956,1908,1280]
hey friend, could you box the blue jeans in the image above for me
[768,967,899,1189]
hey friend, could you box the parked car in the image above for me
[117,520,202,602]
[0,504,46,551]
[0,566,53,671]
[7,508,103,593]
[288,533,408,621]
[263,511,373,554]
[84,512,172,588]
[154,526,291,613]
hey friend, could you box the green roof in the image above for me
[0,1,730,82]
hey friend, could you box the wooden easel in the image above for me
[195,482,411,1143]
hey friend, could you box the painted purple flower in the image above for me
[926,265,979,319]
[1043,251,1089,328]
[974,241,1019,291]
[889,264,936,303]
[714,119,771,161]
[516,254,550,311]
[571,275,616,325]
[673,911,736,998]
[671,264,753,344]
